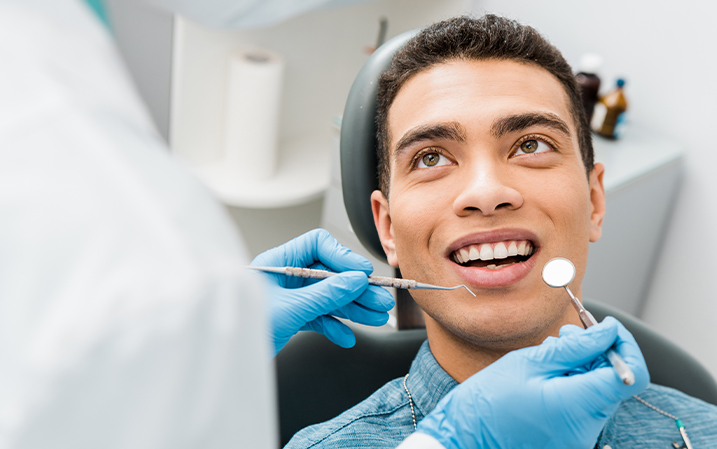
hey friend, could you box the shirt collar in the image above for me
[406,340,458,418]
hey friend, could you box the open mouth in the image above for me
[450,240,535,270]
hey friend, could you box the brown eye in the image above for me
[422,153,440,166]
[520,140,539,153]
[416,151,452,169]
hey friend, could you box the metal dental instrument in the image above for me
[542,257,635,386]
[248,266,476,297]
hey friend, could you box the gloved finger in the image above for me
[330,302,390,327]
[286,229,373,274]
[274,261,339,288]
[539,333,596,376]
[290,271,370,321]
[297,261,385,289]
[250,241,313,289]
[559,318,648,387]
[307,266,395,312]
[308,262,330,271]
[310,229,374,274]
[301,315,356,348]
[549,318,648,406]
[551,355,643,410]
[558,324,584,337]
[271,262,329,288]
[610,318,650,390]
[557,324,607,373]
[530,318,620,371]
[353,285,395,312]
[251,241,295,268]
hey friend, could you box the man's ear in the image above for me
[371,190,399,267]
[589,163,606,243]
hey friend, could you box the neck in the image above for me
[424,303,583,383]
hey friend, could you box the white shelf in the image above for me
[189,136,330,209]
[594,124,685,193]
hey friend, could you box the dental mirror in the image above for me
[541,257,636,386]
[542,257,576,288]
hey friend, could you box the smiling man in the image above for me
[372,59,596,381]
[286,15,717,448]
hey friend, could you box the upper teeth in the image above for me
[452,240,533,264]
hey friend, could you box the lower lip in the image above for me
[450,251,538,288]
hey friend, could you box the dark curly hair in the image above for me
[376,14,593,196]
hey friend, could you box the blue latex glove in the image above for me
[416,317,649,449]
[251,229,395,356]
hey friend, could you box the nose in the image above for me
[452,161,524,217]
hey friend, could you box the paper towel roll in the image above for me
[223,47,284,181]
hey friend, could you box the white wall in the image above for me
[474,0,717,376]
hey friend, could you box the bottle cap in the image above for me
[579,53,603,74]
[616,78,626,87]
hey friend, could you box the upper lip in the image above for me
[444,228,540,258]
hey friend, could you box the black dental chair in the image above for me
[275,30,717,447]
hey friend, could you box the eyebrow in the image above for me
[490,112,572,140]
[393,122,467,159]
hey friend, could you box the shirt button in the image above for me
[603,446,612,449]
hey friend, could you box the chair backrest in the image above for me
[275,328,427,447]
[340,30,416,262]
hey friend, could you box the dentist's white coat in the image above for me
[0,0,280,447]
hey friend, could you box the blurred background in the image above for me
[103,0,717,378]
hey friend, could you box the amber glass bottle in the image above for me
[575,54,602,124]
[592,79,628,139]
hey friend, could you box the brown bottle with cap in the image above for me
[592,79,628,139]
[575,54,602,124]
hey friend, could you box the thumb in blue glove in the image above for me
[251,229,395,356]
[415,317,649,449]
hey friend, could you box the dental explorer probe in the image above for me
[248,266,476,297]
[542,258,635,386]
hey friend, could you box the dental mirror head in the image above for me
[542,257,576,288]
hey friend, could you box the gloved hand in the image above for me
[415,317,649,449]
[251,229,395,356]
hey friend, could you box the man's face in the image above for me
[371,59,606,350]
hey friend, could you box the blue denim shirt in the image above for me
[286,340,717,448]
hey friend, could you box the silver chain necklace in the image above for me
[402,374,694,448]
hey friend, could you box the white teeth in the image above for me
[494,242,508,259]
[452,240,534,265]
[480,244,494,260]
[486,264,497,269]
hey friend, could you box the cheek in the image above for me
[389,190,446,261]
[533,174,593,246]
[391,195,432,241]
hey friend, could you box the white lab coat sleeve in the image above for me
[146,0,373,29]
[397,433,448,449]
[0,0,276,447]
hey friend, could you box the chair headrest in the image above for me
[339,30,418,262]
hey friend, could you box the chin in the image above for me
[421,291,568,351]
